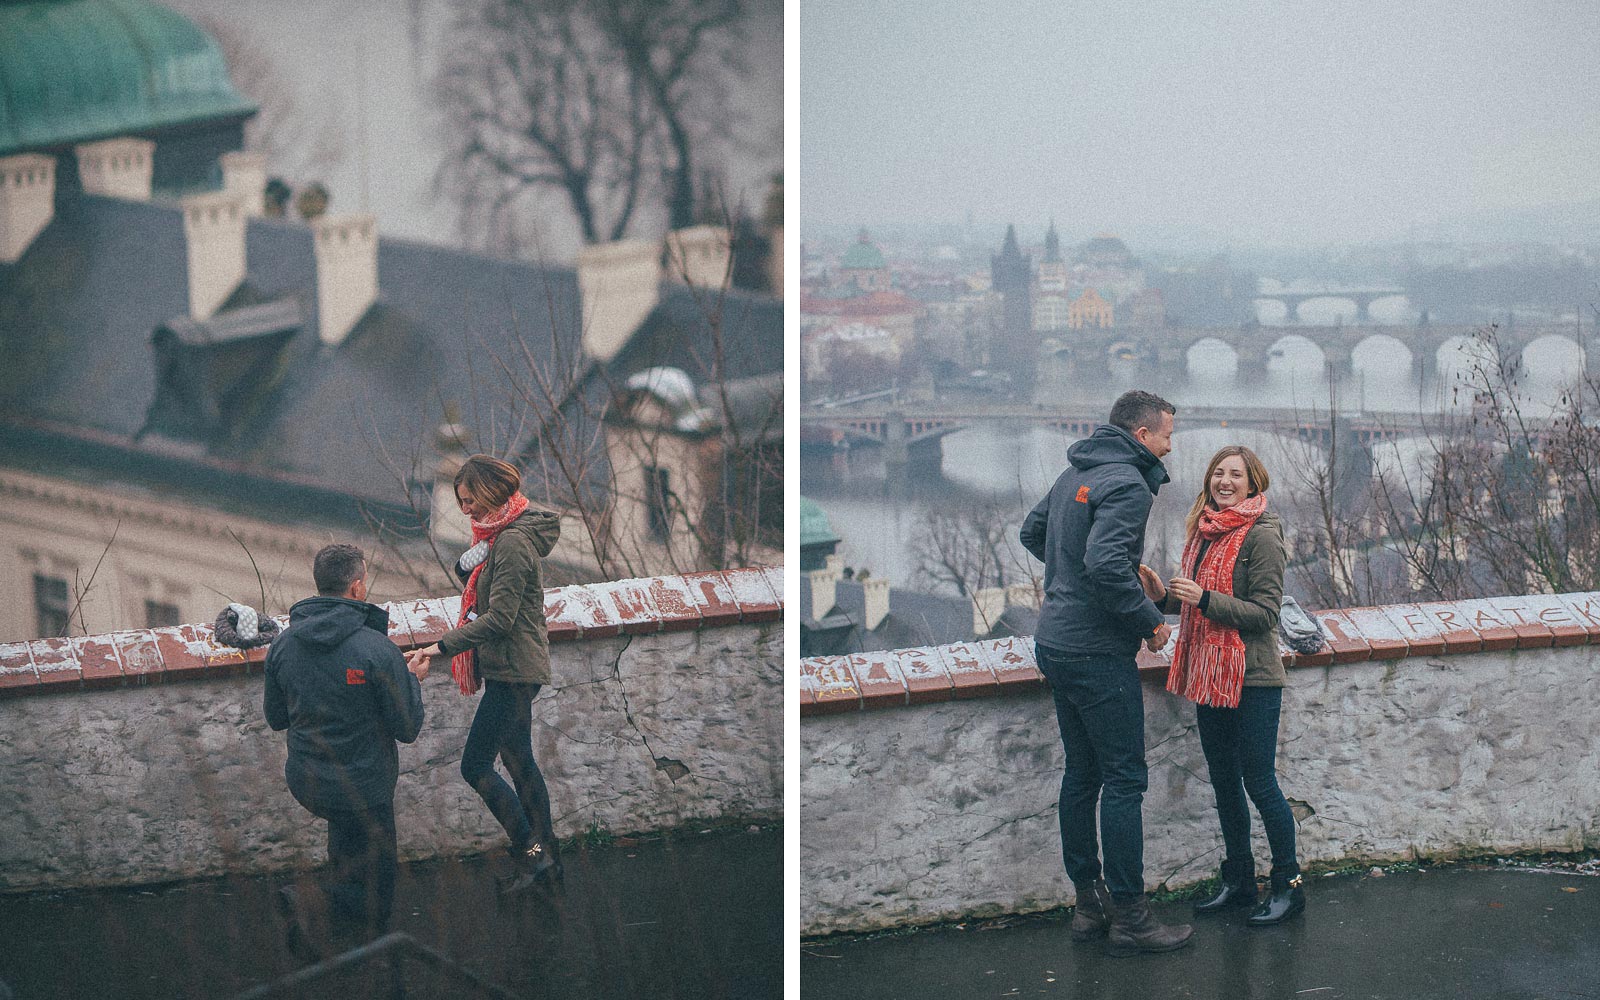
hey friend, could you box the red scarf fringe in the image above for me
[1166,493,1267,709]
[452,491,530,695]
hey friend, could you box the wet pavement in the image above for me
[801,866,1600,1000]
[0,826,780,1000]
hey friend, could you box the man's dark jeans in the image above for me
[307,797,397,936]
[1196,685,1297,876]
[1035,642,1149,900]
[461,680,555,850]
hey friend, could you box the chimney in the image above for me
[972,587,1006,636]
[576,238,661,362]
[1006,581,1041,611]
[220,152,267,217]
[312,214,378,346]
[0,153,56,264]
[75,137,155,201]
[181,191,247,320]
[862,576,890,631]
[665,224,732,290]
[430,421,473,547]
[808,565,839,619]
[767,224,784,298]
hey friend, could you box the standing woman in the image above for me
[1139,445,1303,925]
[406,455,564,891]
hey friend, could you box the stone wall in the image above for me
[0,567,783,892]
[799,591,1600,936]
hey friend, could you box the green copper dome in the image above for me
[840,230,886,271]
[0,0,256,156]
[800,497,841,548]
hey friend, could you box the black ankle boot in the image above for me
[497,840,558,895]
[1069,879,1114,941]
[1247,870,1305,926]
[1194,859,1257,914]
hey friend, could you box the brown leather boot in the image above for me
[1069,880,1115,941]
[1106,894,1195,957]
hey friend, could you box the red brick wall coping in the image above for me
[0,566,783,699]
[799,591,1600,716]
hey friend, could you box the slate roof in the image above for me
[0,192,781,531]
[798,579,1040,657]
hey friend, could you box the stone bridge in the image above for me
[801,402,1566,465]
[1044,323,1593,378]
[1251,287,1406,323]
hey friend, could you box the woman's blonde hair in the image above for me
[453,454,522,511]
[1184,445,1270,538]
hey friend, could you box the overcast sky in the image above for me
[800,0,1600,246]
[169,0,782,259]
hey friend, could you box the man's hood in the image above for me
[508,508,561,557]
[285,596,390,649]
[1067,423,1171,495]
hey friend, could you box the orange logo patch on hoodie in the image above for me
[346,669,366,685]
[1076,486,1091,503]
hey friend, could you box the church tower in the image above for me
[1038,218,1067,292]
[990,224,1033,381]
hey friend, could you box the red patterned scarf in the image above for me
[1165,492,1268,708]
[452,491,530,695]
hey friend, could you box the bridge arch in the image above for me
[1349,333,1413,372]
[1185,336,1239,371]
[1520,333,1586,375]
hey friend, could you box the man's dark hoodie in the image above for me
[264,598,424,814]
[1021,423,1170,656]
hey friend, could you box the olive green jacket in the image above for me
[1160,510,1287,688]
[437,510,561,686]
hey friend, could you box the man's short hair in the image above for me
[1109,390,1176,435]
[313,544,366,596]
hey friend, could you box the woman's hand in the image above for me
[405,643,442,679]
[1138,564,1166,602]
[1166,576,1205,606]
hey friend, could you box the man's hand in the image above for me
[1138,564,1166,602]
[405,643,442,679]
[1146,621,1172,652]
[1167,576,1204,606]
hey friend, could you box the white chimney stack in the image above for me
[312,214,378,346]
[430,422,473,547]
[666,224,732,290]
[808,566,839,620]
[576,238,661,362]
[1006,581,1041,611]
[220,152,267,217]
[862,576,890,631]
[767,224,784,298]
[75,137,155,201]
[0,153,56,264]
[973,587,1006,637]
[181,191,247,320]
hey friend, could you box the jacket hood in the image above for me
[509,508,561,557]
[1068,424,1171,494]
[286,596,390,649]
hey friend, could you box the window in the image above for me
[34,574,70,638]
[645,465,674,541]
[145,600,182,629]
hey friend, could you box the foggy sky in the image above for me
[168,0,782,260]
[801,0,1600,246]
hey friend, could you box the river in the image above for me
[801,332,1586,591]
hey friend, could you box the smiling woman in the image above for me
[1151,443,1303,924]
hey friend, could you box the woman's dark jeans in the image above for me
[1035,642,1150,901]
[461,680,555,851]
[1196,685,1298,876]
